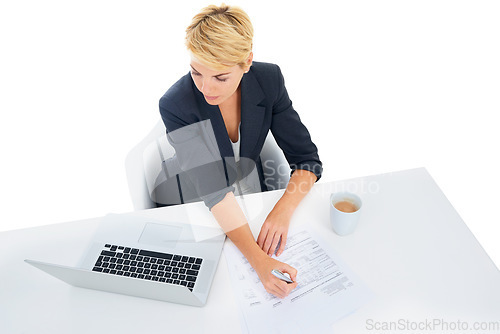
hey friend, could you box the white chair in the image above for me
[125,120,290,210]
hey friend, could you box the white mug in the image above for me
[330,192,362,236]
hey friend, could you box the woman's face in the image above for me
[190,57,249,106]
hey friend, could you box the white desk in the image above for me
[1,168,499,333]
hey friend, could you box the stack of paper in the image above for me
[223,226,373,333]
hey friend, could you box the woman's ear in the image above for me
[245,52,253,72]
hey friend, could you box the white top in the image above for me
[230,123,261,196]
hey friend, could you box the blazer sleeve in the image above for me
[270,65,323,181]
[159,97,234,210]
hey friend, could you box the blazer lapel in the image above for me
[192,79,234,158]
[189,69,267,186]
[191,69,266,160]
[240,69,266,159]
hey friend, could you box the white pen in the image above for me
[271,269,294,284]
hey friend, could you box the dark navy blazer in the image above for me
[159,61,322,209]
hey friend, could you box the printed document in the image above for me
[224,225,373,333]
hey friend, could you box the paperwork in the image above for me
[224,225,372,333]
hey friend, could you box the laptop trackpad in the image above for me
[138,223,183,248]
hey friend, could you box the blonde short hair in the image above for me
[185,4,253,70]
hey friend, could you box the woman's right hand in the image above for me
[252,254,298,299]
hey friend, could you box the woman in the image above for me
[159,4,322,299]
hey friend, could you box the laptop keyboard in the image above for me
[92,244,203,292]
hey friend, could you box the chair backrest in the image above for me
[125,120,291,210]
[259,131,291,191]
[124,121,165,210]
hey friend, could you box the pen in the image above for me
[271,269,294,284]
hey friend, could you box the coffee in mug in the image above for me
[334,200,358,213]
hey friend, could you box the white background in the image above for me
[1,1,498,269]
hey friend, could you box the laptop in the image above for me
[25,213,226,307]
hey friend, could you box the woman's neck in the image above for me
[219,85,241,110]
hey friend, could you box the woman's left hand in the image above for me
[257,203,293,257]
